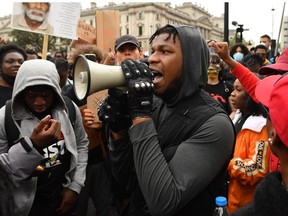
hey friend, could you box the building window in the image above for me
[138,12,143,20]
[156,14,160,20]
[126,15,129,22]
[126,28,129,35]
[156,24,161,30]
[139,26,143,36]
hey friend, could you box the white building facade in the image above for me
[1,2,224,54]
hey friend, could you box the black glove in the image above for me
[98,88,131,132]
[121,59,154,119]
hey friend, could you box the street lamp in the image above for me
[232,21,244,43]
[271,7,275,39]
[232,21,249,43]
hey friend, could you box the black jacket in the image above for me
[232,172,288,216]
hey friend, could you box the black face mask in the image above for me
[1,73,15,86]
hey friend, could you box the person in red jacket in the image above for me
[208,41,288,173]
[232,73,288,216]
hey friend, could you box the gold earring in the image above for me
[268,138,273,145]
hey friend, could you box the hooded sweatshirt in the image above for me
[0,59,88,215]
[109,24,235,216]
[161,24,209,107]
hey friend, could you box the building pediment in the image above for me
[197,16,212,26]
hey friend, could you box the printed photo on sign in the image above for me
[11,2,53,34]
[11,2,81,40]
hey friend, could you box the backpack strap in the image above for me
[62,96,76,128]
[5,99,21,148]
[4,96,76,149]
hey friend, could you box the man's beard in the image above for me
[25,9,46,23]
[155,76,181,102]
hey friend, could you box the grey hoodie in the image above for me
[0,59,88,215]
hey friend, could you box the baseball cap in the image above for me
[114,35,140,51]
[259,47,288,75]
[255,73,288,146]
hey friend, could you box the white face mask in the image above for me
[25,9,47,22]
[233,52,244,62]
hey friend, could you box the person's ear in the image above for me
[269,128,286,153]
[269,127,278,144]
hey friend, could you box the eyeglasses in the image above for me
[256,53,267,57]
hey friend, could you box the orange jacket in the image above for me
[227,114,271,214]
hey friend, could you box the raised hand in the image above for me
[30,115,61,149]
[208,41,237,70]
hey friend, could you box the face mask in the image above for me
[207,66,219,79]
[233,52,244,62]
[208,73,218,79]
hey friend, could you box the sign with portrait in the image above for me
[11,2,81,40]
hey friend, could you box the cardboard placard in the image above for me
[77,20,96,44]
[96,10,120,53]
[87,89,108,124]
[80,90,108,151]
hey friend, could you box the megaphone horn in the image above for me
[73,54,126,101]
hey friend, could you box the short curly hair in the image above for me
[0,43,27,64]
[229,43,250,58]
[71,44,103,63]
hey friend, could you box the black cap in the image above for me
[114,35,140,51]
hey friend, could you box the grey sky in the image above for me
[1,1,287,44]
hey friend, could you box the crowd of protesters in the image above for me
[0,27,288,216]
